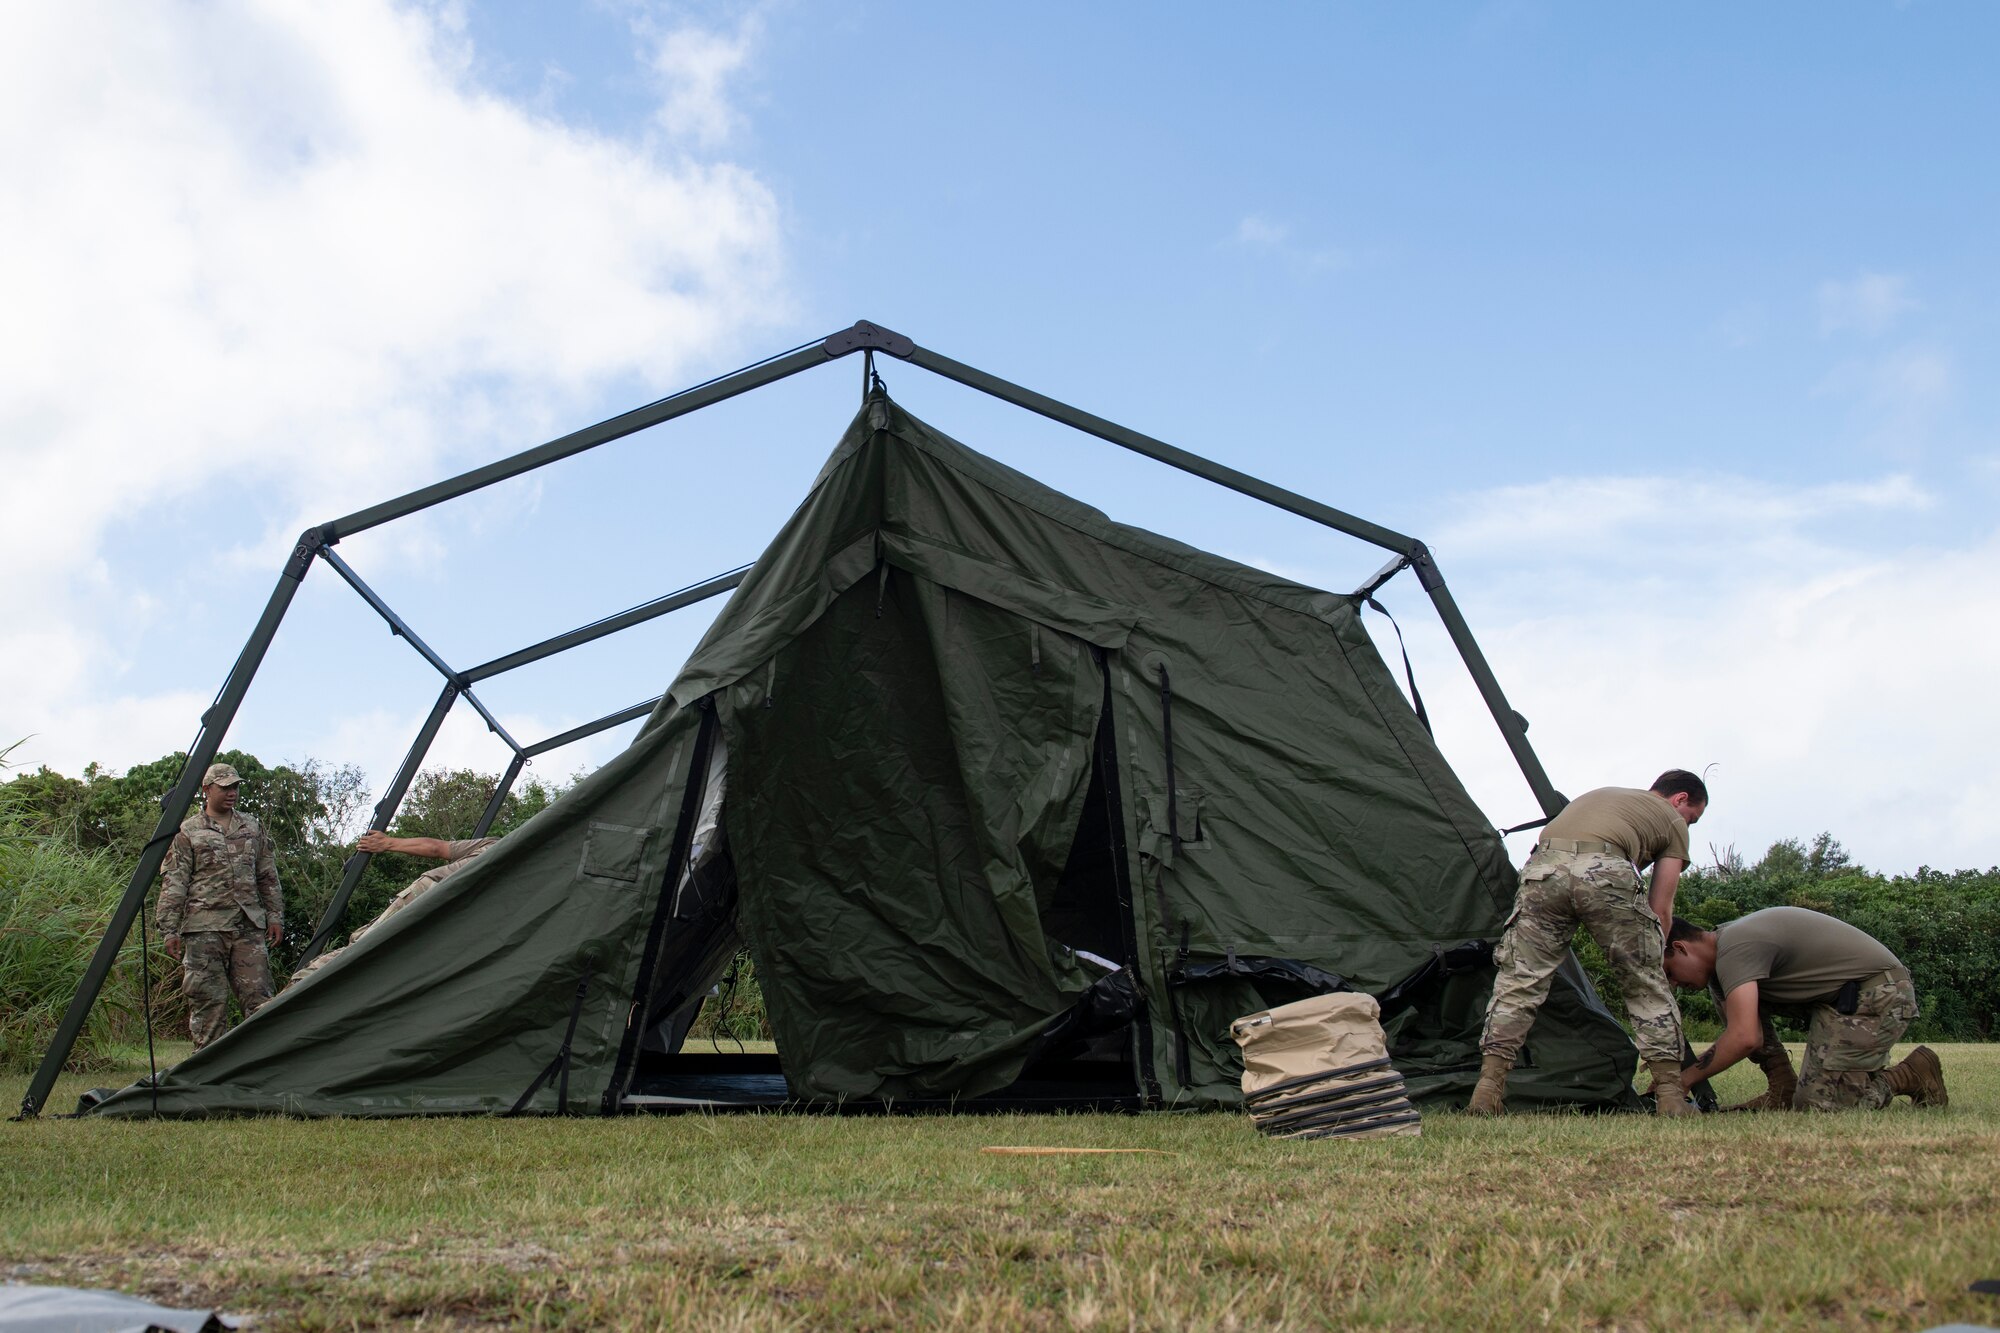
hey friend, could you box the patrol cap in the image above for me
[202,763,243,787]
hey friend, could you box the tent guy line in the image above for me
[21,320,1559,1119]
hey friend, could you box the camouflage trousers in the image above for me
[1793,973,1918,1111]
[1480,848,1682,1065]
[182,930,273,1051]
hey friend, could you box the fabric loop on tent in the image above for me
[1363,596,1432,736]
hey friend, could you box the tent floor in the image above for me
[623,1051,1147,1114]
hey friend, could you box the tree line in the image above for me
[5,744,1996,1071]
[1574,833,2000,1041]
[0,744,565,1069]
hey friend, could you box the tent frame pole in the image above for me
[298,680,462,966]
[524,697,665,759]
[25,319,1564,1117]
[18,533,323,1119]
[464,571,747,683]
[472,753,528,839]
[1405,553,1566,817]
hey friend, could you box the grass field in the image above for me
[3,1042,1997,1331]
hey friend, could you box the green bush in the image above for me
[1574,834,2000,1042]
[0,748,573,1070]
[0,746,178,1071]
[686,949,773,1044]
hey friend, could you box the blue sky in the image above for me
[6,2,1997,873]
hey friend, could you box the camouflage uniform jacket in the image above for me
[158,810,281,935]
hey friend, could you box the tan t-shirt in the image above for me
[1542,787,1690,870]
[1713,906,1902,1007]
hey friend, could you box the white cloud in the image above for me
[1865,347,1953,407]
[640,7,764,148]
[1817,271,1916,336]
[1812,346,1954,456]
[1429,471,1930,577]
[1235,215,1291,247]
[0,3,784,778]
[1365,471,1999,876]
[1229,214,1349,274]
[1709,302,1766,350]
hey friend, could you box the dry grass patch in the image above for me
[3,1044,1997,1329]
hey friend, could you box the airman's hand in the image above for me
[163,933,182,960]
[356,830,394,854]
[267,920,284,947]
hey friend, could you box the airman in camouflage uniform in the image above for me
[286,832,498,985]
[157,763,282,1050]
[1468,771,1710,1117]
[1664,906,1946,1111]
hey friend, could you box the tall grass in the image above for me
[0,744,178,1071]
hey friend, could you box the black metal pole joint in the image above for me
[1407,542,1445,593]
[823,320,914,359]
[283,528,331,581]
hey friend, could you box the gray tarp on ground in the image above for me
[0,1284,232,1332]
[93,393,1639,1117]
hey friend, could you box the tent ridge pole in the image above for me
[900,336,1561,819]
[903,344,1419,554]
[323,339,852,541]
[18,530,324,1118]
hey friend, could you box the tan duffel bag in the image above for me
[1230,992,1420,1140]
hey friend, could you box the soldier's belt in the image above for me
[1536,837,1622,857]
[1830,967,1910,1014]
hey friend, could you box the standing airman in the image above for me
[156,763,282,1050]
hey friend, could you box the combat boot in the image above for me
[1465,1052,1511,1116]
[1723,1041,1799,1112]
[1646,1060,1699,1118]
[1885,1045,1948,1108]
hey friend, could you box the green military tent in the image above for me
[91,391,1642,1118]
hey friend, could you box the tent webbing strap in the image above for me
[1156,662,1182,854]
[507,961,594,1116]
[1500,816,1552,835]
[1363,597,1431,736]
[1171,922,1193,1087]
